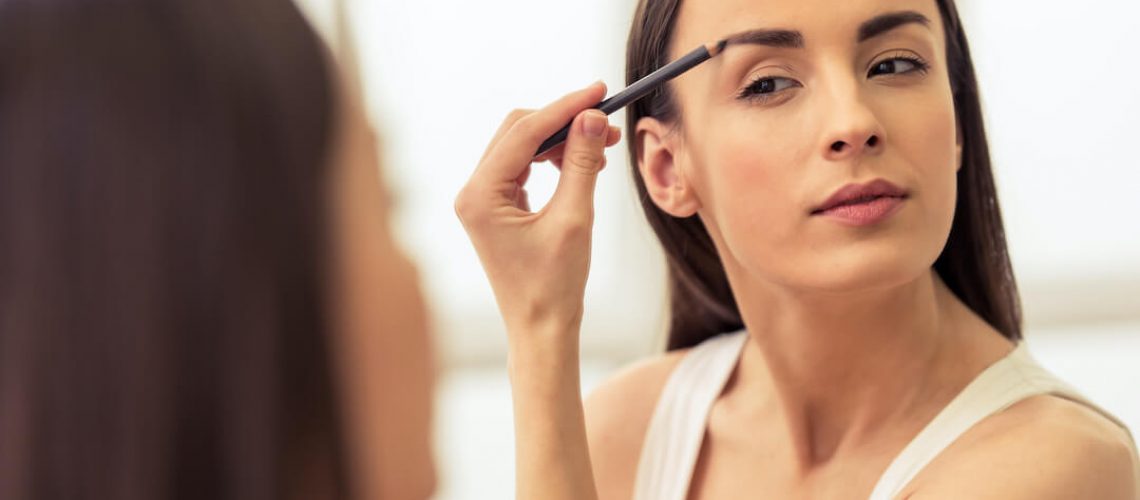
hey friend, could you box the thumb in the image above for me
[549,109,609,216]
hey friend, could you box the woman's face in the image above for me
[649,0,960,293]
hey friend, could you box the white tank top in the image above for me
[632,330,1138,500]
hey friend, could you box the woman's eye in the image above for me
[868,57,929,77]
[738,76,799,101]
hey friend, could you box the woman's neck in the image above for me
[726,268,1011,472]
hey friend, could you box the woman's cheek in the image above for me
[909,103,959,237]
[701,134,800,267]
[881,99,959,265]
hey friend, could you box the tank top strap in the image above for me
[632,330,749,500]
[867,342,1136,500]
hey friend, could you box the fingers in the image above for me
[548,126,622,169]
[480,108,532,166]
[509,165,532,211]
[547,110,610,217]
[605,127,622,147]
[536,126,622,166]
[458,82,616,230]
[475,82,607,186]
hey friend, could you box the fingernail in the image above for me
[582,110,607,138]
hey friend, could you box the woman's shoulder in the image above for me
[583,347,692,500]
[584,345,693,428]
[908,394,1139,499]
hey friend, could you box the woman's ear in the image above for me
[636,117,701,217]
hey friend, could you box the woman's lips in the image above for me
[812,195,907,226]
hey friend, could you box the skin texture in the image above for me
[458,0,1139,499]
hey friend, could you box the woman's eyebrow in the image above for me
[722,29,804,49]
[857,11,931,42]
[719,10,932,49]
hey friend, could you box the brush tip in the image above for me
[706,39,728,57]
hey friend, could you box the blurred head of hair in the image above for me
[0,0,348,498]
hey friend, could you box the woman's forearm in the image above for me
[507,322,598,500]
[454,83,620,500]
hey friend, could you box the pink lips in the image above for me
[811,179,909,227]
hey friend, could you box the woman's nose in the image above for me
[820,85,884,161]
[826,133,880,160]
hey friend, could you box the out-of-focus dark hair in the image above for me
[0,0,347,498]
[624,0,1022,350]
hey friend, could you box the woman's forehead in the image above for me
[670,0,942,58]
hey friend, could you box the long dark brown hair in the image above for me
[0,0,347,498]
[625,0,1022,350]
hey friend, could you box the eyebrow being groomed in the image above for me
[719,10,932,50]
[724,29,804,49]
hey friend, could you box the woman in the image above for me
[0,0,434,498]
[456,0,1139,498]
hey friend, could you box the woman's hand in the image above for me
[454,82,621,340]
[454,82,622,500]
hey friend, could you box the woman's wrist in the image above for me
[501,297,583,333]
[503,303,582,344]
[506,316,581,377]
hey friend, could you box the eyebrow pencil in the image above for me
[534,39,729,158]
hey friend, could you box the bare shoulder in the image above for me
[912,394,1139,500]
[584,348,690,500]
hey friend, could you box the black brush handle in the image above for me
[533,44,715,158]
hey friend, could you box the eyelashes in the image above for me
[868,53,931,77]
[736,53,932,104]
[737,76,802,104]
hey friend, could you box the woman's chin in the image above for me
[761,251,932,296]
